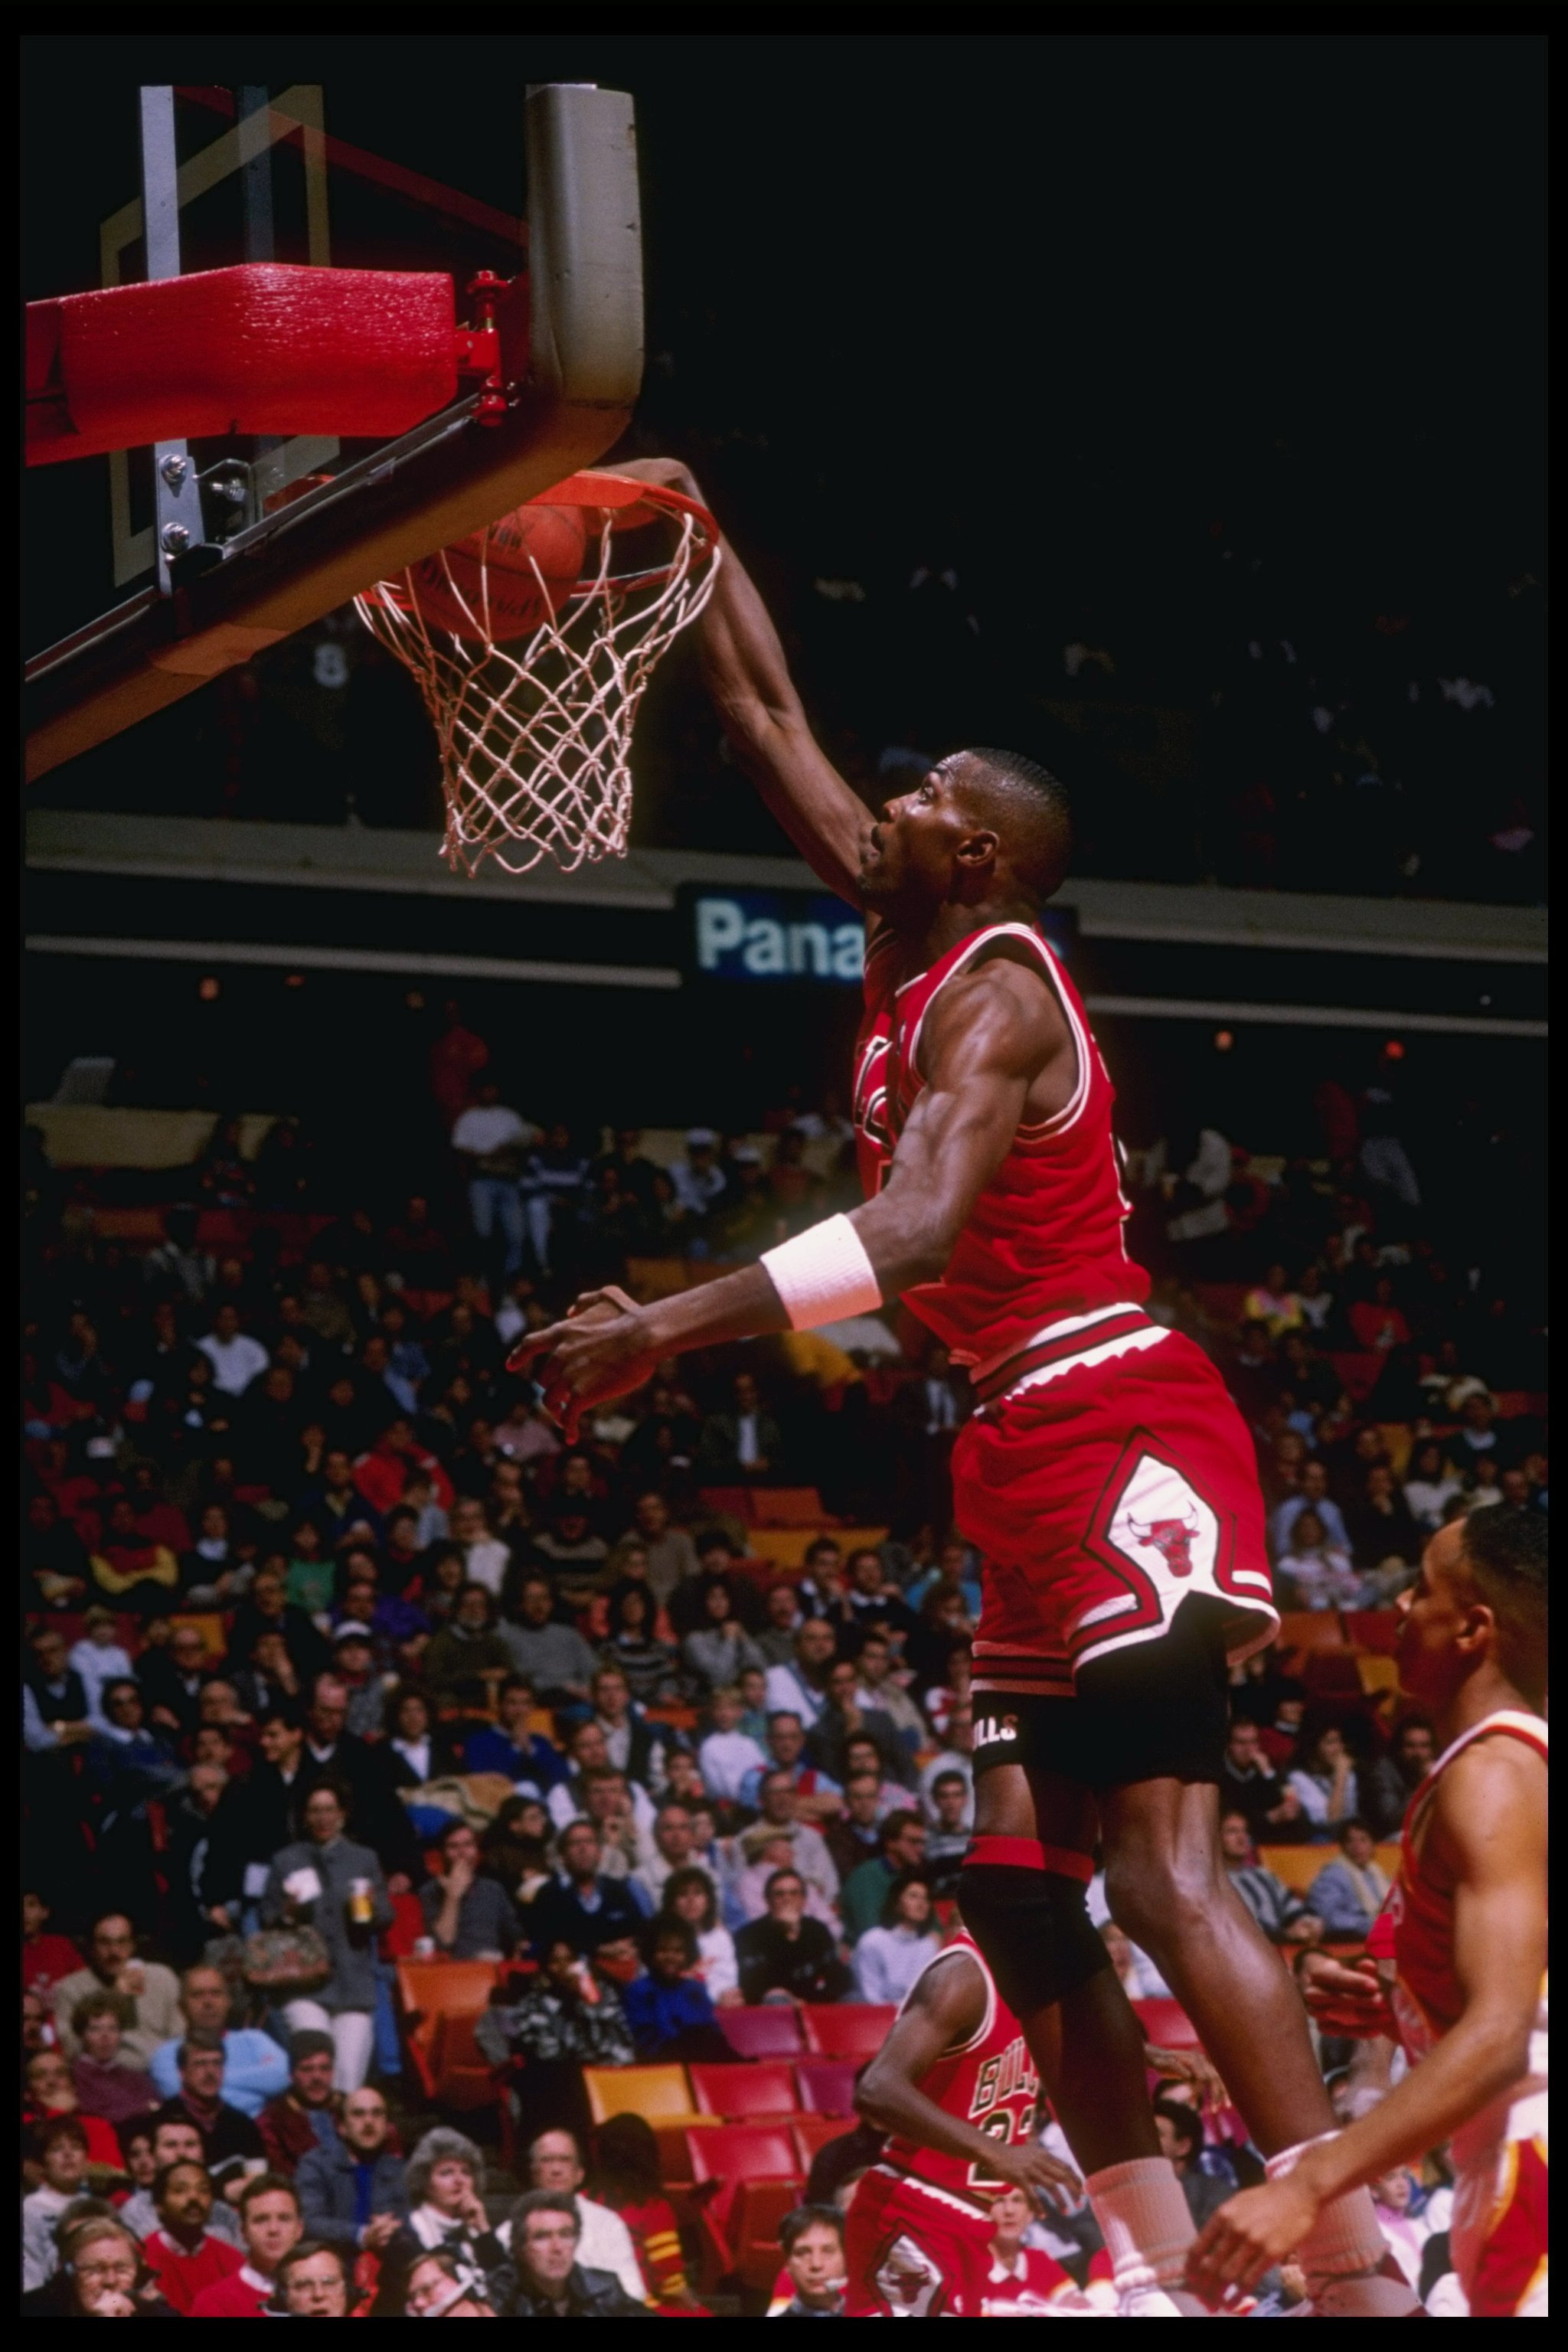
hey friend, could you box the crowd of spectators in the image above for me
[20,1018,1544,2315]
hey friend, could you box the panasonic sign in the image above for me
[689,889,866,985]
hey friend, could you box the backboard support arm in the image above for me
[139,87,205,597]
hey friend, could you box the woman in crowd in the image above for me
[591,2112,707,2311]
[602,1583,682,1705]
[373,2128,508,2316]
[1401,1437,1463,1534]
[850,1872,942,2005]
[413,1541,469,1630]
[681,1576,766,1694]
[621,1917,731,2062]
[1272,1508,1362,1612]
[259,1776,393,2091]
[69,1990,158,2128]
[1306,1815,1392,1934]
[374,1681,465,1795]
[657,1864,742,2006]
[1286,1720,1361,1831]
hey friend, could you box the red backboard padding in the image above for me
[28,263,459,463]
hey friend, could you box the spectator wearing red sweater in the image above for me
[141,2155,244,2314]
[22,1888,82,1994]
[591,2111,708,2311]
[1348,1276,1412,1356]
[353,1417,455,1517]
[188,2171,303,2314]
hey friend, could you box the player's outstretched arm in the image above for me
[609,456,871,904]
[1185,1736,1547,2303]
[508,959,1067,1433]
[854,1951,1080,2211]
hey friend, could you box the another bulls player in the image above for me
[1189,1506,1547,2316]
[846,1916,1080,2318]
[512,455,1413,2314]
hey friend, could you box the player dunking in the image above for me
[512,454,1414,2314]
[1189,1505,1547,2316]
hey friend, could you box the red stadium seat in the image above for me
[1344,1610,1400,1655]
[426,2007,498,2110]
[1303,1651,1368,1700]
[688,2061,798,2120]
[685,2123,803,2267]
[750,1487,828,1527]
[1277,1611,1347,1653]
[697,1487,756,1523]
[792,2115,847,2170]
[1132,1997,1202,2050]
[799,2004,896,2062]
[718,2004,805,2059]
[394,1959,500,2102]
[793,2058,858,2116]
[686,2122,801,2186]
[733,2180,808,2292]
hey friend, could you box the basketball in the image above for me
[406,498,589,643]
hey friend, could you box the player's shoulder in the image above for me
[923,936,1066,1047]
[1428,1724,1547,1847]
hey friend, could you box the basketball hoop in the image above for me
[354,470,720,877]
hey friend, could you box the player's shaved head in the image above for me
[952,746,1074,903]
[1459,1502,1547,1691]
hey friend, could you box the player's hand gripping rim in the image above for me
[505,1284,658,1443]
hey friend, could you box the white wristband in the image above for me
[761,1214,884,1331]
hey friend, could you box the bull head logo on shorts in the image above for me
[1129,1515,1199,1576]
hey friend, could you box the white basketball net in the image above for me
[354,498,720,877]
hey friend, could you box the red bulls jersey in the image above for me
[883,1931,1040,2205]
[1369,1709,1549,2064]
[854,921,1152,1383]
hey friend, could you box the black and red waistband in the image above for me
[969,1302,1166,1407]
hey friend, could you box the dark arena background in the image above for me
[22,31,1544,2323]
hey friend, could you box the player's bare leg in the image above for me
[1099,1776,1413,2312]
[1099,1776,1334,2155]
[966,1762,1208,2313]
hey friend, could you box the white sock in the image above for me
[1265,2134,1417,2311]
[1086,2156,1197,2297]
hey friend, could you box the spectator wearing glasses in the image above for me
[735,1869,851,2005]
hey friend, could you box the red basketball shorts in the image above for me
[843,2163,994,2318]
[956,1326,1277,1704]
[1457,2132,1548,2318]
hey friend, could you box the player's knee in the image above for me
[958,1864,1109,2018]
[1103,1846,1217,1953]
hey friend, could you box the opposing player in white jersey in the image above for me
[1188,1504,1547,2316]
